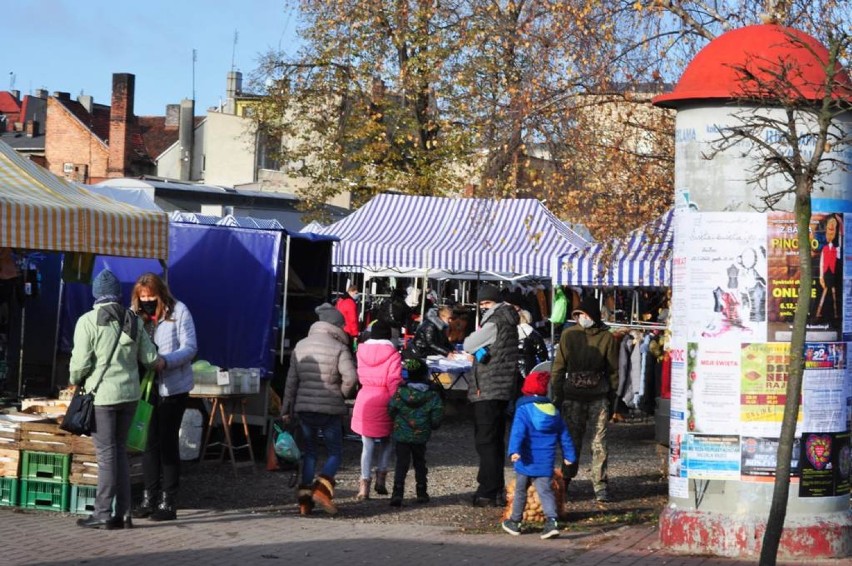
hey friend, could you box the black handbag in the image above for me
[60,326,123,436]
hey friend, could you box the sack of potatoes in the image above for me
[502,468,567,523]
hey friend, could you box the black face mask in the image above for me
[139,300,158,316]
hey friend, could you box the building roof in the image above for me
[654,24,852,107]
[138,115,204,159]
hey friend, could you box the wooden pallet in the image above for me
[0,448,19,477]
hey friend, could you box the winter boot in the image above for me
[374,470,388,495]
[311,474,338,515]
[297,485,314,516]
[149,492,177,522]
[356,478,371,501]
[389,484,404,507]
[415,483,430,504]
[131,489,157,519]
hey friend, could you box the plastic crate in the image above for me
[0,477,18,506]
[71,484,97,515]
[21,451,71,483]
[20,479,69,511]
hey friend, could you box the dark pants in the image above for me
[143,391,188,497]
[91,401,136,519]
[472,399,508,499]
[393,441,427,492]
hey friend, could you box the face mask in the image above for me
[577,314,594,329]
[353,293,361,302]
[140,300,158,316]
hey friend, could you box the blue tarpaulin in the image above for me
[61,222,282,373]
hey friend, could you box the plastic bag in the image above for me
[272,420,301,464]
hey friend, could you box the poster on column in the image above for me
[843,215,852,339]
[686,341,740,434]
[668,343,689,498]
[740,436,801,482]
[799,431,851,497]
[685,434,741,479]
[767,212,843,342]
[682,213,767,343]
[802,342,848,433]
[740,342,798,437]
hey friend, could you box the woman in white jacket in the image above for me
[130,273,197,522]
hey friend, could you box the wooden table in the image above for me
[191,393,256,475]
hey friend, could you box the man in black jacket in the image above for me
[412,306,453,357]
[463,284,520,507]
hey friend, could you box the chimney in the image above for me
[165,104,180,128]
[178,98,195,181]
[53,91,70,100]
[225,71,242,115]
[78,94,93,113]
[10,90,20,101]
[107,73,135,178]
[35,89,48,99]
[25,120,39,137]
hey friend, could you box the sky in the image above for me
[5,0,302,116]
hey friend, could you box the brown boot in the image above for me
[374,470,388,495]
[297,485,314,516]
[356,478,371,501]
[312,474,338,515]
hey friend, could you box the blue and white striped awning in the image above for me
[314,194,589,279]
[169,211,284,230]
[555,208,673,287]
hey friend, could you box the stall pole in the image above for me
[49,266,65,393]
[16,304,25,399]
[279,235,292,366]
[360,275,368,324]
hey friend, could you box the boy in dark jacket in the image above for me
[502,371,576,539]
[388,356,443,506]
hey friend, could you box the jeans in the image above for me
[91,401,136,519]
[472,399,508,499]
[393,441,427,492]
[509,473,558,522]
[360,435,393,479]
[299,412,343,485]
[143,391,188,497]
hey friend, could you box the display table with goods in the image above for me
[426,355,472,391]
[190,363,261,475]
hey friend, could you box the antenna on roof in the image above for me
[230,30,239,72]
[192,48,197,102]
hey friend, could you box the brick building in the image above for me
[44,73,181,183]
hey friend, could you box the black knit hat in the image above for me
[92,269,121,301]
[477,284,501,303]
[370,320,392,340]
[572,296,601,324]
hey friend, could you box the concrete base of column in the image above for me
[659,506,852,559]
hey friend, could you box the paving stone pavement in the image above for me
[1,507,847,566]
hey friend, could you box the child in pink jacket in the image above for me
[351,320,403,499]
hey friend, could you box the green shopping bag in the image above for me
[127,370,155,452]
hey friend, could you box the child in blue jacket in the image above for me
[502,370,576,539]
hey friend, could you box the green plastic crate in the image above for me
[20,479,69,511]
[0,477,18,506]
[21,451,71,483]
[70,484,96,515]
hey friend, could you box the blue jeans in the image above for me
[509,473,558,522]
[360,435,393,479]
[298,412,343,486]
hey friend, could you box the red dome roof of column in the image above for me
[653,24,852,108]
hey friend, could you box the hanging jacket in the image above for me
[351,339,403,438]
[507,395,577,478]
[389,382,443,444]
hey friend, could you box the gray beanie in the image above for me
[92,269,121,301]
[315,302,345,328]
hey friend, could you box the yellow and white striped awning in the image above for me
[0,141,168,259]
